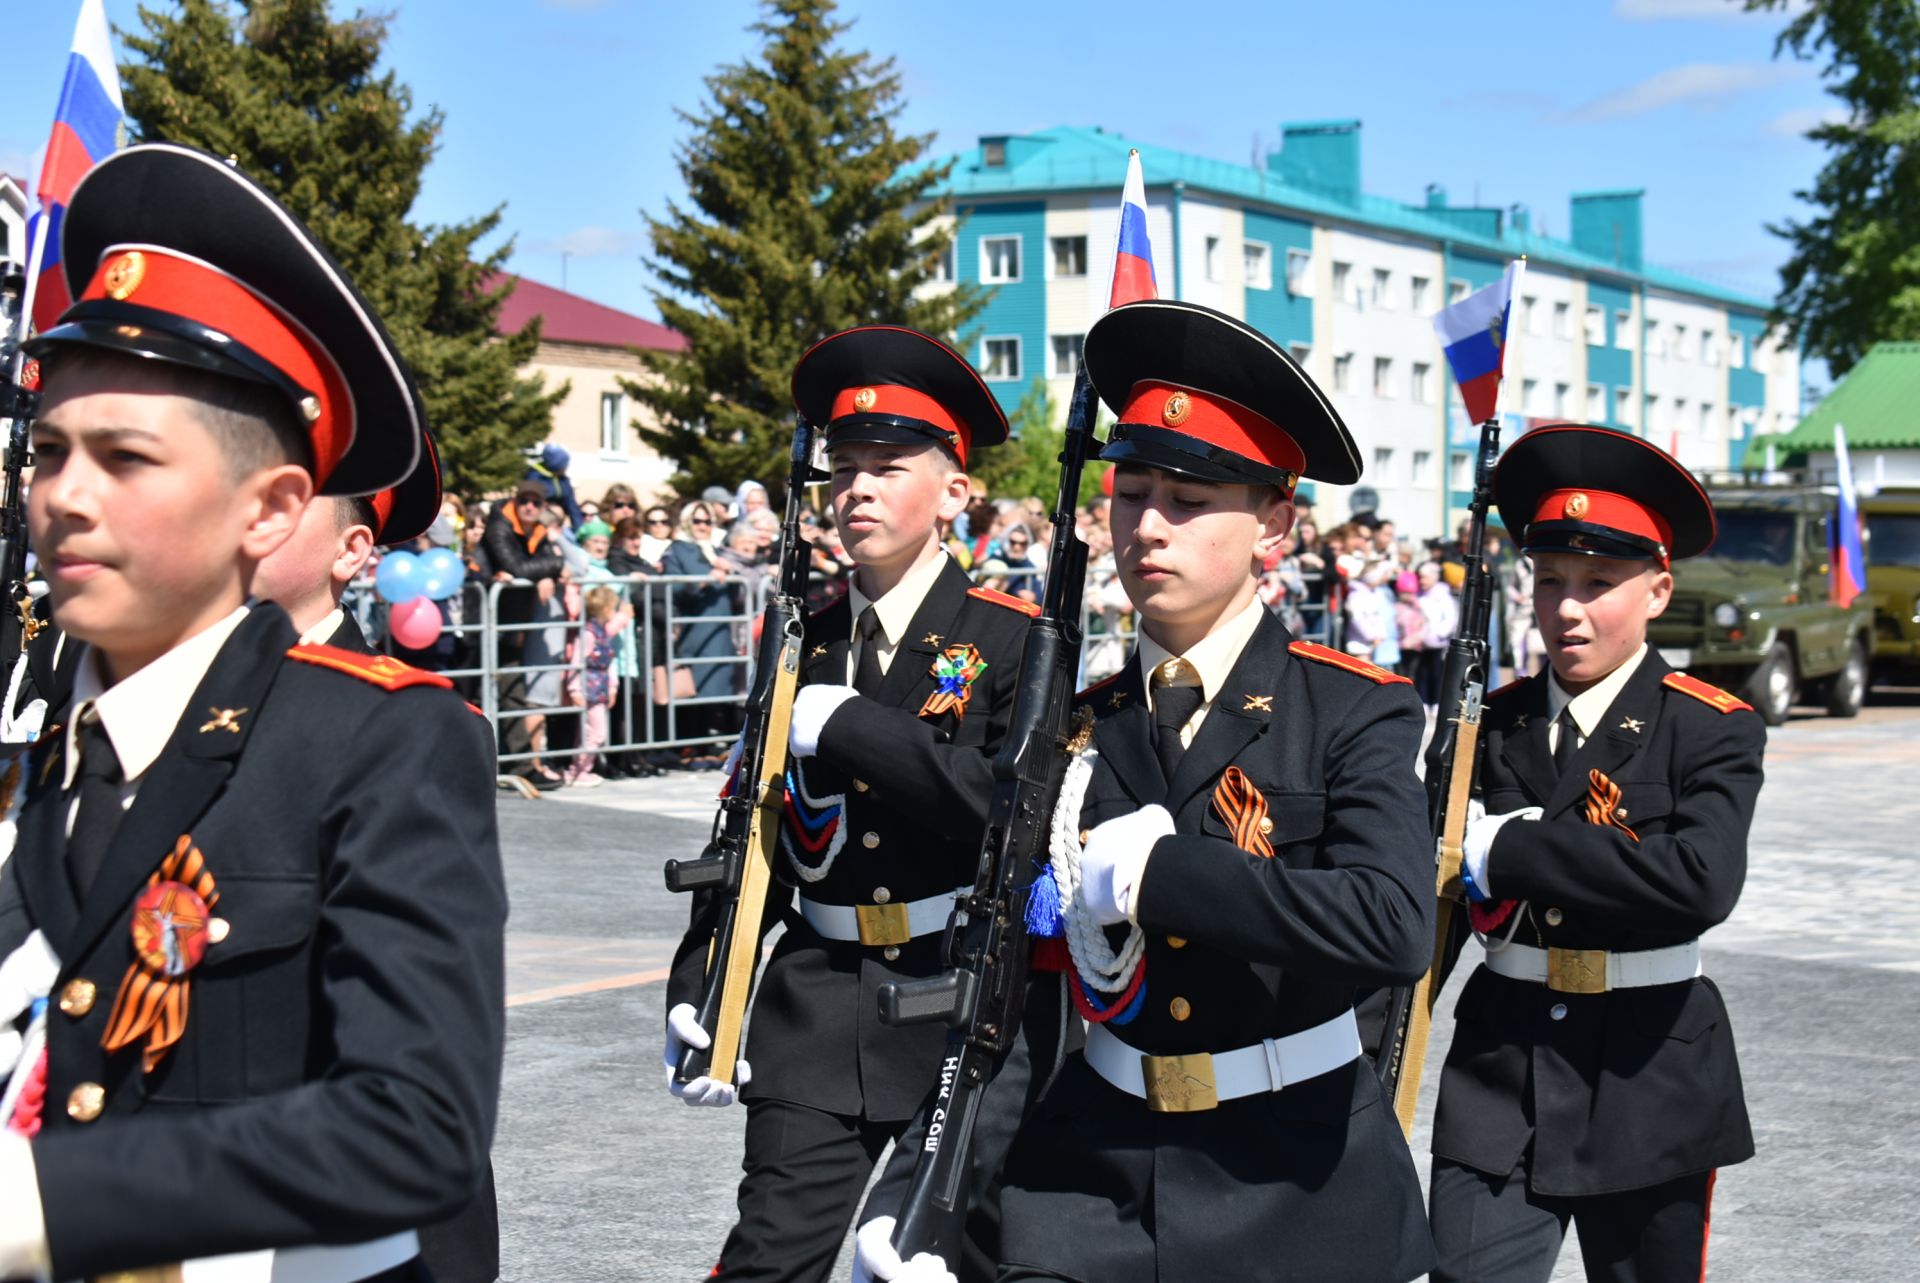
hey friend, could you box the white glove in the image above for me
[853,1218,957,1283]
[663,1002,751,1107]
[1460,807,1542,902]
[1079,804,1177,926]
[790,684,860,758]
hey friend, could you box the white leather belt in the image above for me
[86,1230,421,1283]
[797,888,963,947]
[1082,1009,1361,1112]
[1483,939,1702,993]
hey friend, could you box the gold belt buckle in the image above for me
[1141,1052,1217,1113]
[855,902,912,947]
[1546,947,1609,994]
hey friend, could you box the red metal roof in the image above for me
[488,272,686,352]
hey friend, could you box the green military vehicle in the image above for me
[1648,478,1874,726]
[1863,487,1920,687]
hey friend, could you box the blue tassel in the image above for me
[1023,864,1064,938]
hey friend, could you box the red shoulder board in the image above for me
[287,644,455,692]
[1288,640,1413,686]
[1489,674,1533,699]
[967,585,1041,617]
[1076,672,1121,702]
[1662,671,1752,714]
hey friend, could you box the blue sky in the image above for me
[6,0,1837,342]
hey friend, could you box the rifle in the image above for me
[660,415,817,1086]
[873,366,1097,1261]
[1375,411,1502,1138]
[0,262,39,673]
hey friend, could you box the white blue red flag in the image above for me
[26,0,125,333]
[1432,259,1524,425]
[1108,149,1157,308]
[1830,423,1866,607]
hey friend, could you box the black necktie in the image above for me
[1552,708,1580,778]
[67,712,125,899]
[853,607,885,696]
[1152,670,1203,785]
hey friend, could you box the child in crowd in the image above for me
[567,585,631,787]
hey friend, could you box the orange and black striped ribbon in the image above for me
[1583,769,1640,842]
[101,836,220,1074]
[1211,766,1274,859]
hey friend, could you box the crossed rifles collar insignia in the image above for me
[199,707,248,735]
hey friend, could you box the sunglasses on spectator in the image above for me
[646,515,671,526]
[689,516,713,526]
[1007,538,1029,548]
[612,501,637,511]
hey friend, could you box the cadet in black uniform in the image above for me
[882,299,1436,1283]
[664,327,1066,1283]
[1429,424,1762,1283]
[0,143,503,1282]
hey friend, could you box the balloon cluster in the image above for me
[374,549,465,650]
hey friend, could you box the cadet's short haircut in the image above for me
[336,495,379,535]
[43,347,314,479]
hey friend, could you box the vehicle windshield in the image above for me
[1707,510,1798,566]
[1867,513,1920,567]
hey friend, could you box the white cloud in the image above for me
[1766,104,1848,137]
[1563,62,1808,123]
[1613,0,1801,19]
[527,226,646,258]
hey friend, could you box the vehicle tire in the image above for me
[1745,640,1797,727]
[1823,639,1869,718]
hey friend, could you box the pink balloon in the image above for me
[389,596,442,650]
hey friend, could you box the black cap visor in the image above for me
[824,413,964,459]
[1521,520,1667,562]
[1102,423,1294,488]
[27,299,317,410]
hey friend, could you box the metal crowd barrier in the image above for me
[340,561,1338,782]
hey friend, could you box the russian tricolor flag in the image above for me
[26,0,125,334]
[1831,423,1866,607]
[1432,259,1524,426]
[1108,149,1157,308]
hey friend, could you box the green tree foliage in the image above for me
[968,377,1107,508]
[119,0,564,495]
[1751,0,1920,376]
[630,0,987,496]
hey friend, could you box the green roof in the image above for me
[1743,342,1920,466]
[925,126,1771,312]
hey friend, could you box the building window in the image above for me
[1373,447,1395,483]
[982,336,1022,381]
[1373,356,1394,398]
[1050,235,1087,278]
[1050,333,1084,378]
[1333,352,1354,392]
[981,235,1022,283]
[1449,278,1470,305]
[930,241,955,283]
[1614,387,1632,424]
[1553,382,1570,417]
[1674,396,1688,432]
[1700,400,1717,440]
[1729,332,1747,368]
[1584,305,1605,346]
[1586,383,1603,418]
[1645,393,1659,430]
[1522,294,1540,335]
[1411,275,1431,312]
[1702,330,1719,365]
[1290,341,1313,367]
[1615,310,1632,350]
[1411,449,1435,488]
[599,392,626,455]
[1332,261,1353,304]
[1372,268,1393,309]
[1553,301,1571,339]
[1411,361,1434,405]
[1244,240,1272,290]
[1729,405,1743,439]
[1205,235,1223,283]
[1673,323,1688,360]
[1647,320,1666,359]
[982,139,1007,167]
[1285,248,1313,295]
[1450,449,1473,491]
[1522,378,1540,413]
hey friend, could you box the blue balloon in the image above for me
[374,550,423,603]
[417,547,466,602]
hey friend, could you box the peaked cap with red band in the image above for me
[790,326,1008,469]
[1493,423,1716,566]
[368,425,445,546]
[1084,299,1361,488]
[25,144,423,498]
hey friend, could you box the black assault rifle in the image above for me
[1375,412,1502,1136]
[0,262,39,673]
[661,415,817,1086]
[873,367,1098,1260]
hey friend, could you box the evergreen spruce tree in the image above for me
[631,0,987,495]
[119,0,564,495]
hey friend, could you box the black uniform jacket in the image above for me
[999,611,1436,1283]
[668,557,1033,1121]
[0,604,506,1280]
[1432,652,1763,1197]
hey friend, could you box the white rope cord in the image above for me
[0,650,44,745]
[1048,745,1146,994]
[781,758,848,884]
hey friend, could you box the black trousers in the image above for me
[1430,1156,1717,1283]
[713,1098,906,1283]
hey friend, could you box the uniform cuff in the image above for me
[0,1132,50,1280]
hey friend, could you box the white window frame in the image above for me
[1332,261,1354,305]
[930,241,955,284]
[599,391,627,457]
[1332,352,1354,393]
[1522,378,1540,414]
[1244,239,1272,291]
[1373,356,1395,398]
[1285,248,1313,296]
[1050,333,1084,378]
[1584,305,1605,346]
[1410,275,1430,312]
[1049,235,1088,280]
[1614,387,1632,424]
[982,335,1023,382]
[1372,267,1393,309]
[1204,235,1223,283]
[1615,310,1632,351]
[1411,361,1433,405]
[1449,450,1473,491]
[1289,341,1313,368]
[1522,294,1540,335]
[1553,300,1571,340]
[1673,323,1689,361]
[980,235,1022,284]
[1553,382,1570,417]
[1449,278,1470,305]
[1729,332,1747,369]
[1411,449,1434,488]
[1373,446,1395,484]
[1700,400,1718,440]
[1702,330,1719,365]
[1586,383,1603,418]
